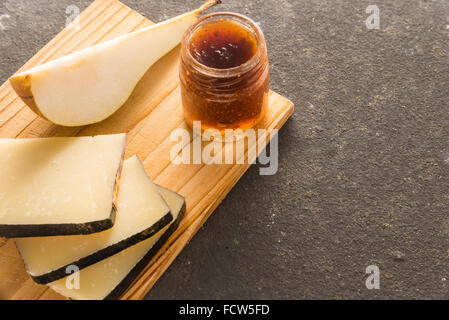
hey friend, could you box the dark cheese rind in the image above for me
[105,201,185,300]
[47,185,185,300]
[1,208,116,238]
[22,210,173,284]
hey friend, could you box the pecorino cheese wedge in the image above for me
[48,184,186,300]
[15,156,172,284]
[0,134,126,238]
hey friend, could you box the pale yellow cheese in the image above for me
[0,134,125,225]
[48,185,185,300]
[15,156,171,278]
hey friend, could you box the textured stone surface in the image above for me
[0,0,448,299]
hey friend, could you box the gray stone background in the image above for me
[0,0,448,299]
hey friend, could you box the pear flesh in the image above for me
[9,1,220,127]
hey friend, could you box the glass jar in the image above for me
[180,12,269,138]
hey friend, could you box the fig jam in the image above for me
[188,19,257,69]
[180,13,269,136]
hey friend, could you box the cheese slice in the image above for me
[15,156,172,284]
[0,134,126,238]
[48,185,186,300]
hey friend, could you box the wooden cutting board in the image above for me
[0,0,294,300]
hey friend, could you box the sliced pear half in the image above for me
[9,0,220,126]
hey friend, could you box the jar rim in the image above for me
[181,12,266,78]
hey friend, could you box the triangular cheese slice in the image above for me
[0,134,126,237]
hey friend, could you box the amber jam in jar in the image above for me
[180,12,269,137]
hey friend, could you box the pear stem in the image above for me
[197,0,221,14]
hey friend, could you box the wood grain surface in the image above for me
[0,0,294,300]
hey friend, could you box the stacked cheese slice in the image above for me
[0,134,185,299]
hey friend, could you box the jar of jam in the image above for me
[180,12,269,138]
